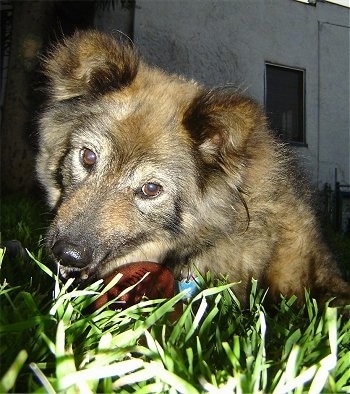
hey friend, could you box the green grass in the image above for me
[1,196,350,393]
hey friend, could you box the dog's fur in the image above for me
[37,30,350,307]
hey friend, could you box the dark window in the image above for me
[265,63,305,144]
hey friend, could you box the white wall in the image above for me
[318,21,350,187]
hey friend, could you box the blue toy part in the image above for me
[176,277,200,301]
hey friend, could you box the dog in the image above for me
[36,30,350,308]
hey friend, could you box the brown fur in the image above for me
[37,30,350,307]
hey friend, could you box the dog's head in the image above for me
[37,30,267,282]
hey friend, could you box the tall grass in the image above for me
[1,249,349,393]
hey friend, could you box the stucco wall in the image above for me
[318,21,350,187]
[131,0,349,188]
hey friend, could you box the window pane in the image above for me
[265,64,305,144]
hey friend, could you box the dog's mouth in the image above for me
[58,245,167,285]
[57,248,199,309]
[58,264,99,283]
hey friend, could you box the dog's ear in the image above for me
[183,88,267,173]
[43,30,139,101]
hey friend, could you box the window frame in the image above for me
[264,62,307,147]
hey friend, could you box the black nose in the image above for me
[52,239,92,268]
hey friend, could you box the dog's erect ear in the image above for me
[43,30,139,101]
[183,88,267,171]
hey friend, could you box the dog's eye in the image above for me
[141,183,163,198]
[80,148,97,168]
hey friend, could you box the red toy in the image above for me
[91,261,175,310]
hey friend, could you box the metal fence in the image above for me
[323,182,350,234]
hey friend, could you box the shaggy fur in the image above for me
[37,30,350,307]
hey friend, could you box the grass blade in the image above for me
[0,350,28,392]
